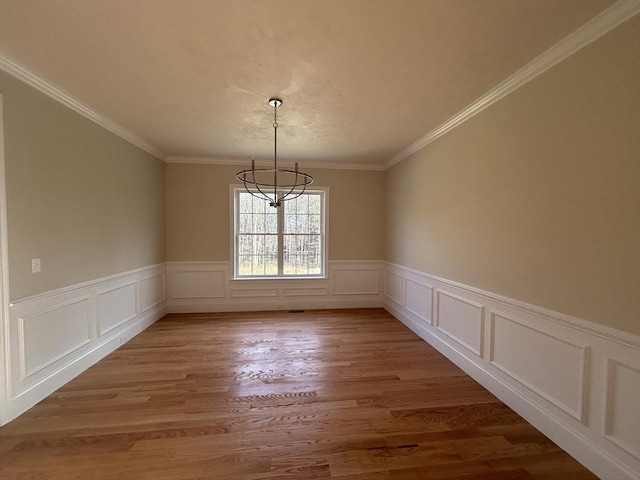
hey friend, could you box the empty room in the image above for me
[0,1,638,479]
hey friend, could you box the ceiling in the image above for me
[0,0,618,168]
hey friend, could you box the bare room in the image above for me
[0,1,638,479]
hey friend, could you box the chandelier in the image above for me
[236,98,314,208]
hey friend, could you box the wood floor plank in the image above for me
[0,309,597,479]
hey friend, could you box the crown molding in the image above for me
[384,0,640,170]
[0,55,166,161]
[166,156,385,171]
[3,0,636,170]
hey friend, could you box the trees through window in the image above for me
[234,189,326,277]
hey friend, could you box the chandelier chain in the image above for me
[273,100,279,129]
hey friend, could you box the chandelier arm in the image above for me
[250,166,273,203]
[278,181,309,203]
[243,180,269,203]
[278,166,302,204]
[239,160,274,203]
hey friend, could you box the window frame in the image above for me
[230,185,328,280]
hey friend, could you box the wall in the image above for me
[165,162,385,312]
[166,162,384,262]
[384,15,640,480]
[0,71,167,425]
[385,15,639,335]
[0,71,166,300]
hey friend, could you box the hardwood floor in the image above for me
[0,309,598,479]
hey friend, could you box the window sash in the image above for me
[234,189,325,278]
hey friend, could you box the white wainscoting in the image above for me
[5,264,166,425]
[166,261,384,313]
[383,262,640,480]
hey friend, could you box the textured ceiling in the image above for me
[0,0,617,166]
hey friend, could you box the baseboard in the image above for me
[3,264,167,425]
[383,262,640,480]
[166,260,384,313]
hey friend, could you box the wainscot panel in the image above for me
[436,289,484,356]
[383,270,404,306]
[405,279,432,325]
[604,357,640,460]
[333,267,379,295]
[282,287,329,297]
[490,311,588,422]
[166,261,383,313]
[4,264,166,426]
[383,261,640,480]
[97,282,137,336]
[140,272,165,312]
[20,297,92,378]
[230,288,279,298]
[171,271,225,299]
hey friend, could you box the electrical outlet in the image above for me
[31,258,41,273]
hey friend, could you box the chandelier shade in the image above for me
[236,98,314,208]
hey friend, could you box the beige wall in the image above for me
[0,71,166,300]
[3,15,637,335]
[385,16,640,334]
[166,163,384,262]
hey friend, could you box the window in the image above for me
[233,188,326,278]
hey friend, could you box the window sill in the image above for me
[231,275,328,281]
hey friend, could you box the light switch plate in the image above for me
[31,258,41,273]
